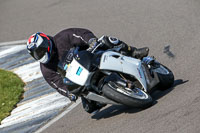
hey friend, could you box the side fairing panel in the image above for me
[99,51,148,91]
[99,52,123,72]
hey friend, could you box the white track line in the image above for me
[0,40,27,46]
[35,99,81,133]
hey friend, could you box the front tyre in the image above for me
[102,82,153,108]
[153,63,174,90]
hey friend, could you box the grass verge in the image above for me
[0,69,25,123]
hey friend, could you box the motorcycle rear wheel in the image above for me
[102,81,153,108]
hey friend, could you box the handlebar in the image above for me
[90,42,103,53]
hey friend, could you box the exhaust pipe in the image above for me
[85,92,121,105]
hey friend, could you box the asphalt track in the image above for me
[1,0,200,133]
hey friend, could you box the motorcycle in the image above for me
[62,41,174,110]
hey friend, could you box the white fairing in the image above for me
[65,59,90,86]
[99,51,148,92]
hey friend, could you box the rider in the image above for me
[26,28,149,113]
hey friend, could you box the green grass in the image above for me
[0,69,25,123]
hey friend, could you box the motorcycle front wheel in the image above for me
[102,81,153,108]
[153,63,174,90]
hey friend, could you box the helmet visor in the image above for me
[38,52,49,64]
[31,39,49,60]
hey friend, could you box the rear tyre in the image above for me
[102,82,153,108]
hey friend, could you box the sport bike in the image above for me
[62,42,174,111]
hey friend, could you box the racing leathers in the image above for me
[40,28,96,100]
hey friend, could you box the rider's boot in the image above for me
[97,35,149,59]
[121,43,149,59]
[131,47,149,59]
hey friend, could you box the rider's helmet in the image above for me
[27,32,53,64]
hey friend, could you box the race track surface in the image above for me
[1,0,200,133]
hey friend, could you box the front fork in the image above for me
[141,62,160,93]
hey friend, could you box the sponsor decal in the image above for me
[137,68,142,78]
[103,55,107,62]
[64,64,69,70]
[76,67,83,76]
[27,43,36,50]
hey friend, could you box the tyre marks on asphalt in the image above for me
[163,45,175,59]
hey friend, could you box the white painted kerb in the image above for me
[0,42,75,130]
[0,40,27,46]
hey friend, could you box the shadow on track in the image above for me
[151,79,189,101]
[92,79,188,120]
[91,105,142,120]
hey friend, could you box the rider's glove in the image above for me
[67,92,78,102]
[87,38,98,51]
[62,48,76,70]
[65,48,74,64]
